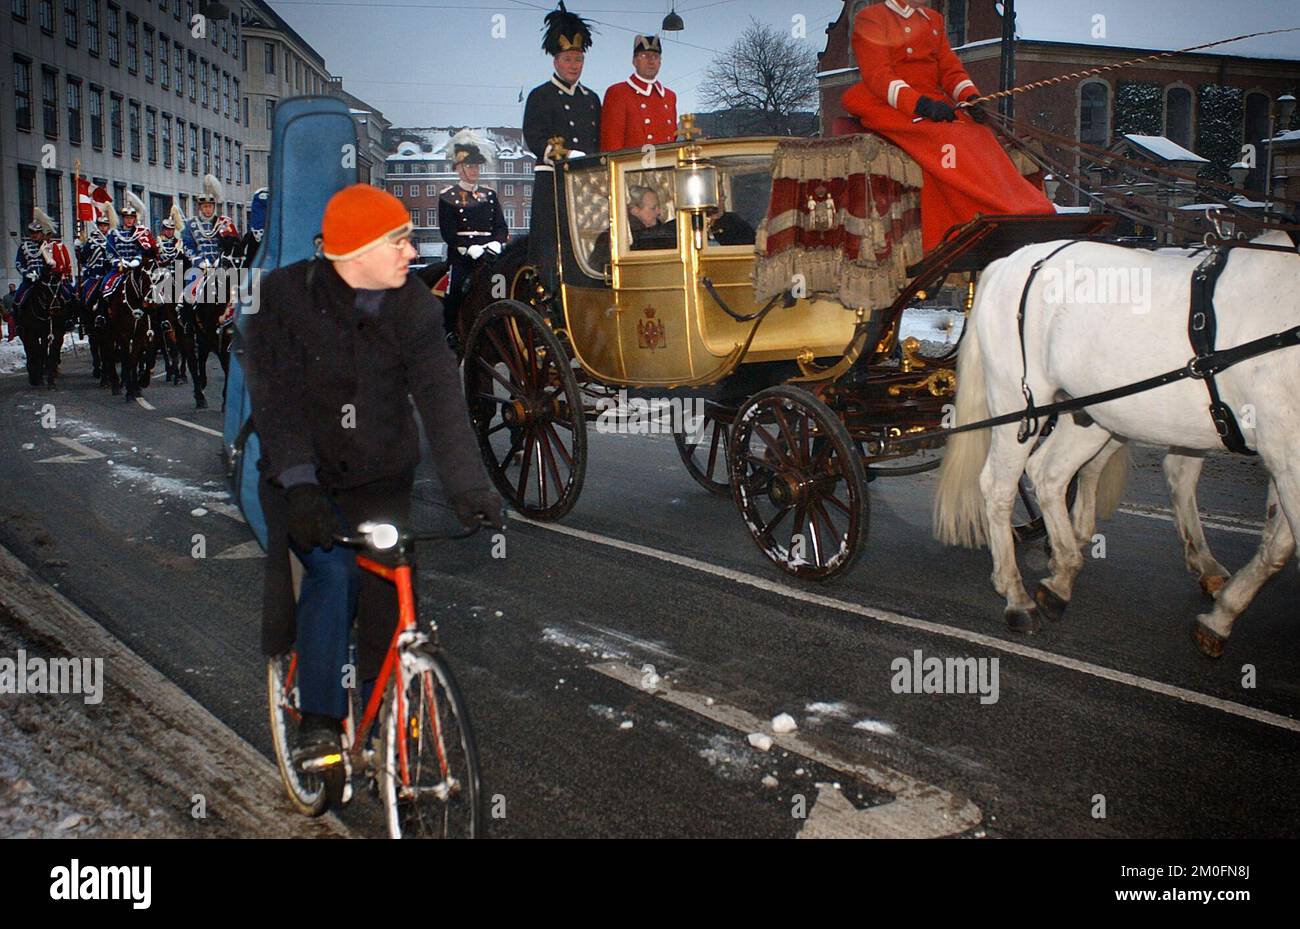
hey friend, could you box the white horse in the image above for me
[934,231,1300,654]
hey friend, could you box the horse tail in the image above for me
[933,274,995,549]
[1095,443,1130,521]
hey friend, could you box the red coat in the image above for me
[841,0,1053,251]
[601,75,678,152]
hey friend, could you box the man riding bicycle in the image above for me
[242,184,505,769]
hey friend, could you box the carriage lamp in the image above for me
[675,157,718,250]
[1043,174,1060,201]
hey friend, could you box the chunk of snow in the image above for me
[619,720,634,730]
[747,733,773,751]
[771,713,797,734]
[22,443,35,450]
[191,507,208,517]
[853,719,896,736]
[761,775,779,789]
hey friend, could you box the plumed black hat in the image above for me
[454,143,487,166]
[542,2,594,55]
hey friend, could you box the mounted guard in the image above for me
[13,211,56,311]
[181,173,241,302]
[439,136,508,345]
[77,203,116,318]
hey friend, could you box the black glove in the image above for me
[286,484,338,551]
[914,96,957,122]
[963,102,989,124]
[450,488,507,531]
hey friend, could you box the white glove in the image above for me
[486,241,503,255]
[467,244,486,260]
[567,150,587,159]
[25,272,38,282]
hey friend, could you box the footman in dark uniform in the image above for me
[438,141,507,344]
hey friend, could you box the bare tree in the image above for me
[700,18,819,136]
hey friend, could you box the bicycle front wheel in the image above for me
[379,645,483,838]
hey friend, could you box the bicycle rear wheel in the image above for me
[266,653,329,816]
[379,644,483,838]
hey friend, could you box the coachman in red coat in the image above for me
[601,34,678,152]
[841,0,1053,252]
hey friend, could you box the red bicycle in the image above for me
[266,521,485,838]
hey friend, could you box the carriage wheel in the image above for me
[464,300,586,521]
[729,386,869,580]
[673,402,733,497]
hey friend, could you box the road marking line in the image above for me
[135,397,156,411]
[590,660,981,838]
[1118,504,1263,536]
[36,437,107,464]
[166,417,223,438]
[513,515,1300,735]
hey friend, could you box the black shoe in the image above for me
[293,713,342,770]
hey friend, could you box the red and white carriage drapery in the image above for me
[754,134,923,311]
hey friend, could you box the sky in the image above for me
[267,0,1300,130]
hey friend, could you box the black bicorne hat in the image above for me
[633,34,662,54]
[454,143,487,166]
[542,1,594,55]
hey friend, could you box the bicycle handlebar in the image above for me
[331,519,489,551]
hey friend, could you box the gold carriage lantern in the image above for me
[675,115,719,249]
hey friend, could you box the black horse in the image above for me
[181,255,237,410]
[16,275,75,388]
[100,260,156,399]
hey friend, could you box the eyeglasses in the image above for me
[385,236,413,251]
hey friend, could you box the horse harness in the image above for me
[1013,239,1299,456]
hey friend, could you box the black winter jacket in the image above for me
[242,257,487,498]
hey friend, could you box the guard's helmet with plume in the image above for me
[542,1,594,55]
[198,173,223,204]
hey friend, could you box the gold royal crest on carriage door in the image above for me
[637,306,666,350]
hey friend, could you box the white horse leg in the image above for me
[1191,480,1295,658]
[1068,437,1125,547]
[981,427,1039,632]
[1027,425,1114,620]
[1162,453,1231,598]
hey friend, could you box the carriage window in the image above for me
[705,155,769,249]
[621,167,677,253]
[564,162,609,278]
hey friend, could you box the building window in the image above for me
[233,78,240,122]
[1079,81,1110,146]
[425,209,436,226]
[189,124,197,173]
[504,206,515,226]
[143,25,153,80]
[393,183,403,197]
[235,141,241,183]
[14,58,32,132]
[38,0,52,33]
[942,0,967,48]
[1166,86,1193,151]
[265,98,274,129]
[42,67,59,138]
[159,33,169,88]
[524,184,531,196]
[426,183,436,197]
[503,183,514,196]
[263,41,275,74]
[410,210,418,226]
[244,152,250,184]
[174,41,183,94]
[86,0,99,55]
[503,161,514,173]
[161,113,171,167]
[187,51,196,100]
[17,166,36,233]
[12,0,28,21]
[200,56,208,106]
[242,93,248,125]
[63,0,76,44]
[88,84,102,148]
[125,13,137,72]
[149,193,170,235]
[109,92,122,153]
[225,137,232,182]
[222,72,230,117]
[66,77,81,144]
[176,117,185,171]
[202,127,210,174]
[128,99,140,159]
[524,209,530,226]
[45,171,62,229]
[146,107,157,162]
[106,3,119,66]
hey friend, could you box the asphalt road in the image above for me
[2,346,1298,839]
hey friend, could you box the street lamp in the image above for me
[1043,174,1060,201]
[1229,161,1250,189]
[662,3,684,32]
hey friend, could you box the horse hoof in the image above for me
[1192,620,1226,659]
[1034,584,1069,622]
[1005,607,1042,635]
[1199,574,1229,599]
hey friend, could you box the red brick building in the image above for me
[817,1,1300,204]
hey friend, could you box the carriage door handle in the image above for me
[602,263,613,287]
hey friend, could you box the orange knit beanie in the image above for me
[320,184,412,260]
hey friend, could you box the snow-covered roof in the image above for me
[1119,134,1210,164]
[1268,130,1300,145]
[387,127,529,163]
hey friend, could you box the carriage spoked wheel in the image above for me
[463,299,586,520]
[673,401,734,497]
[729,386,869,580]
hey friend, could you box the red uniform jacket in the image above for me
[601,74,678,152]
[841,0,1053,251]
